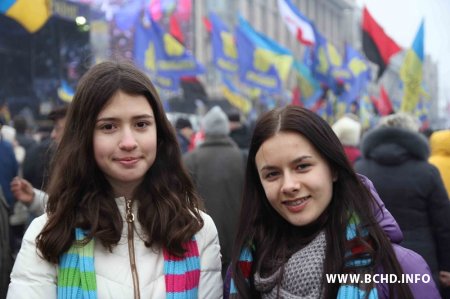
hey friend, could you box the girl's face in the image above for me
[93,91,157,197]
[255,131,335,227]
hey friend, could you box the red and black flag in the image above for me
[362,7,401,79]
[370,85,393,116]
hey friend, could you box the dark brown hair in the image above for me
[37,60,203,262]
[230,105,412,298]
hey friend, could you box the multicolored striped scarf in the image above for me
[58,228,200,299]
[226,214,378,298]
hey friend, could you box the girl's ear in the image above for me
[332,171,338,182]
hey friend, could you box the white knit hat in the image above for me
[332,116,362,147]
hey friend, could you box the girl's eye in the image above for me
[100,123,115,131]
[264,171,279,180]
[296,164,310,171]
[136,121,150,129]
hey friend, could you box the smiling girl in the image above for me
[7,61,222,299]
[224,106,439,299]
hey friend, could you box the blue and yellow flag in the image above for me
[153,75,180,91]
[134,17,204,79]
[236,16,293,93]
[359,94,378,130]
[222,77,252,114]
[400,20,424,112]
[339,44,371,105]
[0,0,51,33]
[57,80,74,103]
[210,12,238,74]
[311,31,350,92]
[292,60,322,109]
[415,98,430,130]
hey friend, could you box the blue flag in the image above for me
[292,60,322,109]
[236,16,293,93]
[339,44,371,104]
[210,12,238,74]
[134,17,204,79]
[310,31,350,93]
[400,20,424,112]
[222,76,251,114]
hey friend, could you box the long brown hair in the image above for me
[37,60,203,263]
[230,106,413,298]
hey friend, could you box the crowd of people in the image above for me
[0,60,449,298]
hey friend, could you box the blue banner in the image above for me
[236,16,293,93]
[210,12,238,74]
[134,17,204,79]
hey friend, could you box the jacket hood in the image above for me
[361,126,429,165]
[429,130,450,157]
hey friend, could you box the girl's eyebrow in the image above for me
[96,114,154,122]
[291,156,312,164]
[259,155,312,172]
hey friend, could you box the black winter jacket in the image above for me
[355,126,450,282]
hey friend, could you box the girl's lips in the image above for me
[115,157,140,166]
[283,196,311,213]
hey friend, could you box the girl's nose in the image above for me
[119,129,138,151]
[281,172,300,195]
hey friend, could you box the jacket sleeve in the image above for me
[197,212,223,299]
[28,188,47,216]
[358,174,403,243]
[392,244,441,299]
[7,215,57,299]
[427,165,450,272]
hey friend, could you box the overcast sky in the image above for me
[355,0,450,108]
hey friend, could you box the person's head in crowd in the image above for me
[202,106,230,137]
[227,111,242,130]
[13,114,28,135]
[332,115,362,147]
[175,117,194,140]
[0,98,10,124]
[48,105,69,145]
[378,112,420,132]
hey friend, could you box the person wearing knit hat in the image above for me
[355,112,450,294]
[332,114,362,166]
[202,106,230,137]
[184,105,244,277]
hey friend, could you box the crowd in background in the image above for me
[1,90,450,298]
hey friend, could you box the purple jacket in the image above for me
[376,244,441,299]
[360,175,440,298]
[359,174,403,243]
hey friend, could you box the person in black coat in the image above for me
[355,112,450,296]
[184,106,244,277]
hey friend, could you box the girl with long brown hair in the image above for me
[225,106,439,299]
[7,61,222,299]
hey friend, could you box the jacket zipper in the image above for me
[125,197,141,299]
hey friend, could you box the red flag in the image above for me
[202,16,212,33]
[371,85,393,116]
[291,85,303,107]
[169,14,184,44]
[362,7,401,79]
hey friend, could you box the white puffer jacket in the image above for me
[7,197,223,299]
